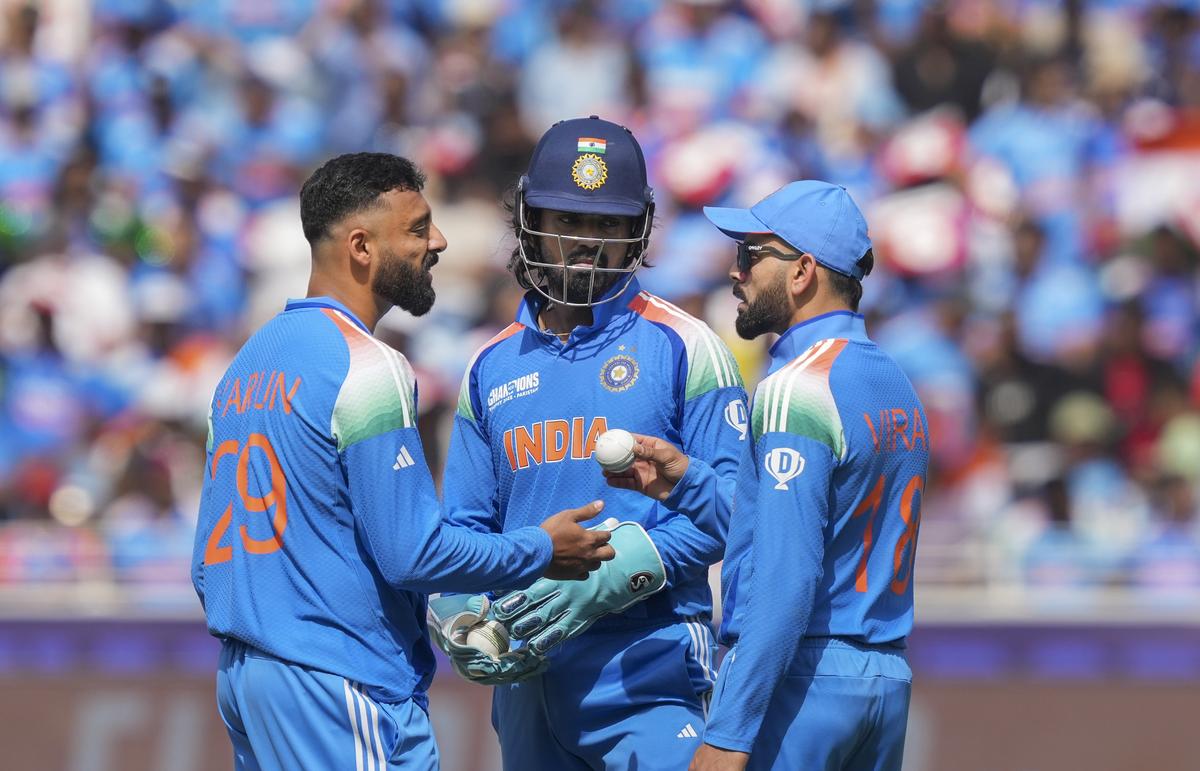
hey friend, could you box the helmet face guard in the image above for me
[516,194,653,308]
[515,116,655,307]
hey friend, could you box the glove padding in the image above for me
[493,520,666,656]
[427,594,548,685]
[449,647,549,685]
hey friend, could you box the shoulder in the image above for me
[751,337,852,458]
[625,290,743,396]
[321,307,417,450]
[456,322,527,422]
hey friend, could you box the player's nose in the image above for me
[428,221,448,253]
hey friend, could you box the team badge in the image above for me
[572,154,608,190]
[600,354,639,392]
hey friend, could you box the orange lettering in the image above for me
[221,378,241,417]
[514,423,543,469]
[892,408,909,450]
[890,475,924,595]
[254,371,275,410]
[204,504,234,565]
[582,417,608,457]
[236,434,288,555]
[851,475,886,592]
[545,419,569,463]
[571,417,586,458]
[863,413,880,451]
[240,372,261,413]
[281,375,301,414]
[503,429,517,471]
[910,408,927,450]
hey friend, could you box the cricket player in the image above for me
[608,181,928,770]
[433,117,748,769]
[190,152,615,770]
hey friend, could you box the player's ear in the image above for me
[788,252,817,298]
[347,227,372,269]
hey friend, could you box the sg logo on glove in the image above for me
[629,571,655,592]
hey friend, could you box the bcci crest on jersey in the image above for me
[765,447,805,490]
[600,355,639,392]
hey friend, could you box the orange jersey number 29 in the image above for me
[204,433,289,565]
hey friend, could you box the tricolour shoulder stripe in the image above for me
[754,337,850,457]
[630,291,743,397]
[456,322,526,422]
[323,309,416,450]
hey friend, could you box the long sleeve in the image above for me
[703,432,834,751]
[443,409,503,535]
[649,385,747,582]
[342,424,551,594]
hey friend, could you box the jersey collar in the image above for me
[516,276,643,341]
[769,311,868,373]
[285,297,371,334]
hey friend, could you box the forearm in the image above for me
[662,457,734,542]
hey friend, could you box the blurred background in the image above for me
[0,0,1197,769]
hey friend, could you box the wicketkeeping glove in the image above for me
[427,594,549,685]
[492,520,666,655]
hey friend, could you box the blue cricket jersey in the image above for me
[705,311,930,752]
[191,297,553,705]
[444,277,747,625]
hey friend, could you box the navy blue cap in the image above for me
[703,181,873,280]
[521,116,653,217]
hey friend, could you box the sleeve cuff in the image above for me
[510,525,554,586]
[700,732,754,754]
[662,456,710,515]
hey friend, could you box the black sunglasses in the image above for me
[736,242,803,273]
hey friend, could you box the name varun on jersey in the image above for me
[217,371,302,418]
[502,416,609,470]
[487,371,540,411]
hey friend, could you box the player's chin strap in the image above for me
[516,195,652,308]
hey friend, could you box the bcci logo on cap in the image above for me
[764,448,805,490]
[572,153,607,190]
[600,355,638,392]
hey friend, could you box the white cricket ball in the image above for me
[465,620,510,661]
[594,429,636,472]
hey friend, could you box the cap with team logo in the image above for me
[521,116,653,217]
[703,180,873,280]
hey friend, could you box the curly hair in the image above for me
[299,153,426,245]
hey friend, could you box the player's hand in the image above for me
[603,433,689,501]
[689,743,749,771]
[540,501,616,580]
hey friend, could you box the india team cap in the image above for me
[703,180,874,280]
[521,116,653,218]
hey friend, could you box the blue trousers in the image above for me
[492,618,717,770]
[216,640,439,770]
[710,638,912,771]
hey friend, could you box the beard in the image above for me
[534,244,625,304]
[734,274,791,340]
[374,249,436,316]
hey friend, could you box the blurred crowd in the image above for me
[0,0,1198,604]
